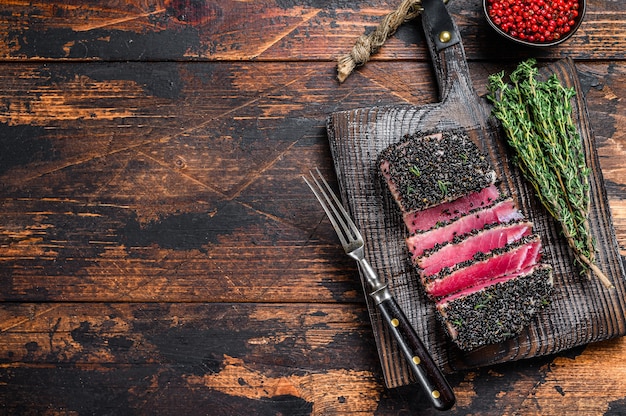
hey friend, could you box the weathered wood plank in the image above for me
[512,338,626,415]
[0,0,623,62]
[0,61,624,304]
[0,0,624,413]
[1,302,625,414]
[0,302,381,415]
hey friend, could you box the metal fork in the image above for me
[304,168,455,411]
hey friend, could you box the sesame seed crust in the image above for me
[436,266,554,351]
[378,129,496,213]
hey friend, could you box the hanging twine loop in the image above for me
[337,0,425,83]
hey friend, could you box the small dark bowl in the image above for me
[483,0,586,47]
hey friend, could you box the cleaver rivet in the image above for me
[439,31,452,43]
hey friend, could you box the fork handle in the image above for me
[376,295,456,411]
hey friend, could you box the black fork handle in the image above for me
[374,292,456,411]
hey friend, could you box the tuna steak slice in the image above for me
[415,221,533,276]
[435,265,553,351]
[423,236,542,297]
[406,198,522,257]
[378,129,497,216]
[436,264,552,305]
[403,184,500,234]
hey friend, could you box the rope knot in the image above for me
[336,0,424,83]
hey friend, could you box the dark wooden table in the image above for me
[1,1,625,414]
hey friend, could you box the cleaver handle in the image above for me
[374,291,456,410]
[421,0,479,114]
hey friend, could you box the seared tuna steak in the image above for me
[378,128,553,351]
[436,265,553,351]
[379,130,496,215]
[403,184,501,234]
[423,235,543,297]
[414,220,533,275]
[406,198,523,257]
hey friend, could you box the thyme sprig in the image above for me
[488,59,613,289]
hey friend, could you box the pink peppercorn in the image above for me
[487,0,580,43]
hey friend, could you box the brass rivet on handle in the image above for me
[439,31,452,43]
[412,356,421,365]
[432,390,441,399]
[391,318,399,327]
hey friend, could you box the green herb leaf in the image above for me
[487,59,612,289]
[438,180,451,196]
[409,165,421,177]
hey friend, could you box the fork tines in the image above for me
[303,168,361,250]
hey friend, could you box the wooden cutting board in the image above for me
[326,1,626,389]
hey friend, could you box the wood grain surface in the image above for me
[0,0,625,414]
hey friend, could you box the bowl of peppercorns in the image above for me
[484,0,585,47]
